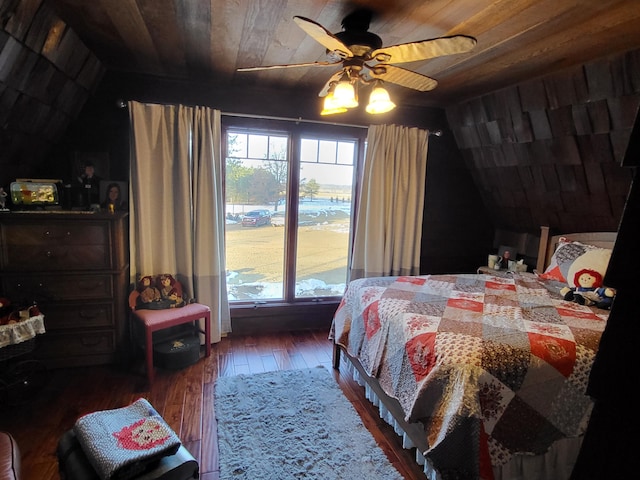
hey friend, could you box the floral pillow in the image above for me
[539,238,612,288]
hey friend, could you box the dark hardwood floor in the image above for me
[0,329,427,480]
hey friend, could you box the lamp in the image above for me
[320,73,397,115]
[365,82,396,114]
[332,80,358,109]
[320,89,348,116]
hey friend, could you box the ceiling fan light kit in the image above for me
[366,84,396,114]
[333,80,359,108]
[320,91,348,116]
[238,9,476,116]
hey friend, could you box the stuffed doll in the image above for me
[137,275,162,305]
[560,268,616,309]
[157,274,185,308]
[0,297,13,325]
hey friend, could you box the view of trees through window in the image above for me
[224,127,357,302]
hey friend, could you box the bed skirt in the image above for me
[340,350,584,480]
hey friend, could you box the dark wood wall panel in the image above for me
[0,0,104,187]
[447,49,640,235]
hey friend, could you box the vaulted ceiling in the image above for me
[49,0,640,109]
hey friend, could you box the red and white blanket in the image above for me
[331,273,608,480]
[73,398,181,480]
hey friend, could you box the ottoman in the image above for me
[57,430,199,480]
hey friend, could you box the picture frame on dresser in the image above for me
[498,244,518,263]
[72,152,109,183]
[99,181,129,212]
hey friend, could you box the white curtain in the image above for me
[128,101,231,342]
[350,124,429,280]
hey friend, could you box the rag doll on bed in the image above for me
[560,268,616,309]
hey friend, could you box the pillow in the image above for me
[539,238,612,288]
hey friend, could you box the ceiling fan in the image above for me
[237,9,477,114]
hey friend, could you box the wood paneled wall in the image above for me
[0,0,104,187]
[446,49,640,236]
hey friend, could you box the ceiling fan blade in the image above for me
[318,70,346,97]
[365,64,438,91]
[293,16,353,59]
[370,35,476,64]
[238,61,340,72]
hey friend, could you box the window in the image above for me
[223,117,365,306]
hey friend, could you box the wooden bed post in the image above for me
[536,226,550,273]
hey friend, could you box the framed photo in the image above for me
[498,245,518,261]
[72,152,109,184]
[99,180,128,211]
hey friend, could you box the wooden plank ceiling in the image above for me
[48,0,640,108]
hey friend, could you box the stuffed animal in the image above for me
[0,297,14,325]
[137,275,162,305]
[156,274,185,308]
[560,268,616,309]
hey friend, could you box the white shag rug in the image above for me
[214,366,404,480]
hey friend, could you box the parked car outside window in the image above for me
[241,209,272,227]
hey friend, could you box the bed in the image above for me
[330,227,617,480]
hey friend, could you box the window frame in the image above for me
[222,115,367,312]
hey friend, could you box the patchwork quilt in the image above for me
[331,273,608,480]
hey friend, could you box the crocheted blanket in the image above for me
[73,398,181,480]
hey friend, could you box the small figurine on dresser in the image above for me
[501,250,511,269]
[77,162,102,205]
[0,187,8,210]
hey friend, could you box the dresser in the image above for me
[0,211,129,368]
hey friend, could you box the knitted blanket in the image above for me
[73,398,181,480]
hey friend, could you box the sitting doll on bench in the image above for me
[560,268,616,310]
[157,274,185,308]
[136,275,185,310]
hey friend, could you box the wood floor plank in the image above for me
[200,381,219,473]
[0,329,426,480]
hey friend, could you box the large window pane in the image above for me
[225,132,287,301]
[296,138,354,298]
[225,125,359,304]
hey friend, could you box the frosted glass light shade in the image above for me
[333,81,358,108]
[366,86,396,114]
[320,92,348,115]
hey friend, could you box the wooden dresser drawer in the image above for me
[36,331,116,366]
[38,303,114,330]
[4,244,110,270]
[1,223,108,246]
[1,274,113,302]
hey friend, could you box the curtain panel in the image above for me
[128,101,231,342]
[350,124,429,280]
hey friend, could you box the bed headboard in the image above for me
[536,226,618,273]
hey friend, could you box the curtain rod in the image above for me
[221,111,443,136]
[121,104,441,135]
[221,111,367,129]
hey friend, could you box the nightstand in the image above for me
[477,266,518,277]
[477,266,502,274]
